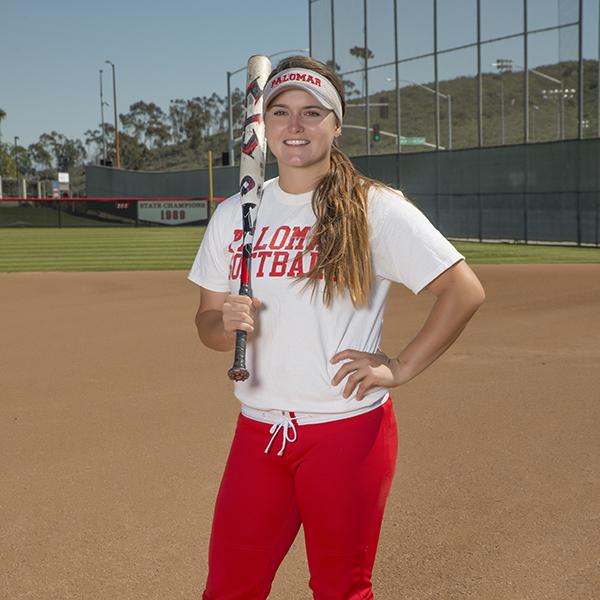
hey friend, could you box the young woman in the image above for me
[189,56,485,599]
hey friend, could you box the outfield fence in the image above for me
[0,197,223,228]
[2,191,597,246]
[407,190,600,247]
[82,138,600,247]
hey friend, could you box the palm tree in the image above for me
[349,46,374,99]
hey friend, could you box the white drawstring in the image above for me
[264,413,298,456]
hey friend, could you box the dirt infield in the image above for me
[1,265,599,600]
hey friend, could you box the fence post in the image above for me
[523,192,528,244]
[523,144,529,244]
[478,149,483,242]
[478,193,482,242]
[576,141,582,246]
[576,191,582,246]
[434,151,440,228]
[595,190,600,246]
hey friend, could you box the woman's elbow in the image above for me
[459,264,486,306]
[194,311,204,340]
[471,281,486,306]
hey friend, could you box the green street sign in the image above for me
[400,136,426,145]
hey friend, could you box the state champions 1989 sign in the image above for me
[137,198,209,225]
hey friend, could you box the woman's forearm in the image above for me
[195,309,235,352]
[395,287,485,383]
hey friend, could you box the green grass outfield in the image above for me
[0,227,598,273]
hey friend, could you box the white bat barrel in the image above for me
[228,54,272,382]
[239,55,271,211]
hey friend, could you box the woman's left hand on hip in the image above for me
[330,349,410,401]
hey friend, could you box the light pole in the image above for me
[495,58,569,140]
[541,87,575,139]
[531,104,539,141]
[99,69,108,163]
[226,65,243,168]
[105,60,120,168]
[226,48,309,167]
[13,136,19,196]
[492,59,513,144]
[387,77,452,149]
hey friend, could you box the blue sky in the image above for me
[1,0,598,148]
[0,0,309,147]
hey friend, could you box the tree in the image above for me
[229,88,245,134]
[0,110,13,177]
[205,92,225,136]
[37,131,86,172]
[343,78,360,100]
[0,143,16,178]
[84,127,104,163]
[184,96,210,152]
[349,46,374,98]
[84,123,147,169]
[169,99,187,145]
[27,141,53,172]
[349,46,374,62]
[13,142,33,177]
[120,101,170,148]
[118,131,148,170]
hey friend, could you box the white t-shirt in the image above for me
[188,177,465,415]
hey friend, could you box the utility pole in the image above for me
[99,69,108,162]
[105,60,121,168]
[13,136,19,197]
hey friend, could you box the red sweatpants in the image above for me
[201,399,398,600]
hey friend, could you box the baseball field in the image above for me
[1,227,599,599]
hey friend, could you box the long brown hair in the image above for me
[266,56,389,307]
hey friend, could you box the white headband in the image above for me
[263,67,344,124]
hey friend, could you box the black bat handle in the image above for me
[228,330,249,381]
[227,283,251,381]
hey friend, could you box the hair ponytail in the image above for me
[270,55,390,307]
[300,143,377,307]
